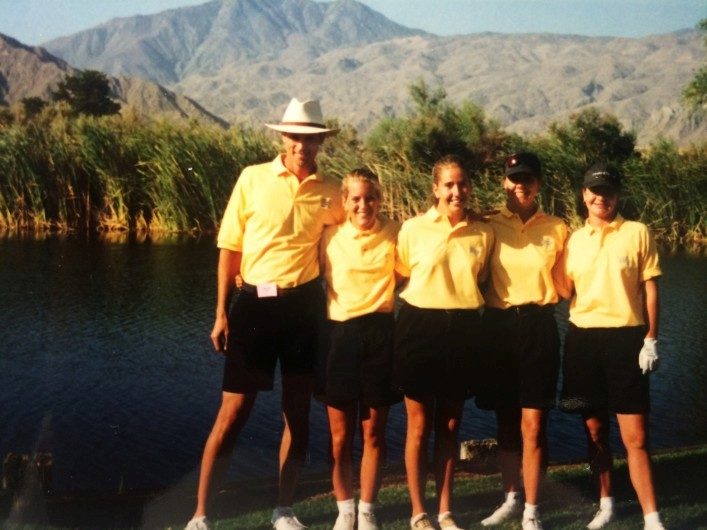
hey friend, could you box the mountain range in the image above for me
[3,0,705,145]
[0,33,226,125]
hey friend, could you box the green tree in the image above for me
[530,109,637,223]
[682,19,707,110]
[317,118,363,176]
[52,70,121,117]
[0,105,13,127]
[366,80,509,174]
[20,97,47,120]
[362,81,514,218]
[546,108,636,168]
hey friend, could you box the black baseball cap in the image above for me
[504,152,542,179]
[583,163,622,190]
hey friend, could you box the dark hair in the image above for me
[432,154,468,185]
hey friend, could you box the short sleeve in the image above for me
[216,172,248,251]
[476,227,494,284]
[395,222,411,277]
[639,225,661,281]
[552,221,572,299]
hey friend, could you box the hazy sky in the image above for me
[0,0,704,45]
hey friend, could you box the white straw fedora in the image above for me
[265,98,339,136]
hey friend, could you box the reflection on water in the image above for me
[0,237,704,492]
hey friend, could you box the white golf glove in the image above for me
[638,337,659,374]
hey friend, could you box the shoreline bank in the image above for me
[3,444,706,529]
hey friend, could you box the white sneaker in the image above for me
[272,508,307,530]
[587,507,614,529]
[411,513,436,529]
[644,522,666,530]
[439,512,465,529]
[522,517,544,530]
[481,499,522,526]
[184,516,210,530]
[333,512,355,530]
[358,511,380,530]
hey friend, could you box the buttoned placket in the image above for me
[355,230,369,256]
[347,221,380,261]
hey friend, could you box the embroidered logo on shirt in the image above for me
[618,256,630,268]
[470,245,481,257]
[320,197,332,209]
[542,236,554,251]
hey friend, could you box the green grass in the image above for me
[205,447,707,530]
[2,446,706,529]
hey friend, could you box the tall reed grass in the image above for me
[0,114,275,235]
[624,140,706,249]
[0,111,704,249]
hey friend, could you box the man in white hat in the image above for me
[186,98,344,530]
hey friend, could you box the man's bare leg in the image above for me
[192,391,257,518]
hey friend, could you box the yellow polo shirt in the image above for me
[484,206,568,309]
[396,207,494,309]
[320,215,400,321]
[217,155,344,287]
[565,216,661,328]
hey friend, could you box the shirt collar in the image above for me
[425,207,443,222]
[272,155,321,181]
[500,204,544,221]
[342,217,382,238]
[500,205,515,218]
[585,214,624,234]
[427,206,469,229]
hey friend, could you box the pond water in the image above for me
[0,236,705,493]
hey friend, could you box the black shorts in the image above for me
[317,312,401,408]
[559,323,649,414]
[222,279,325,393]
[393,302,481,401]
[475,305,560,411]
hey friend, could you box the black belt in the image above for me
[486,304,555,317]
[239,278,320,297]
[403,302,481,317]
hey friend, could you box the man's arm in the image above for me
[210,248,242,352]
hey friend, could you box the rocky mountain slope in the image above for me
[31,0,707,145]
[43,0,425,85]
[0,33,226,126]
